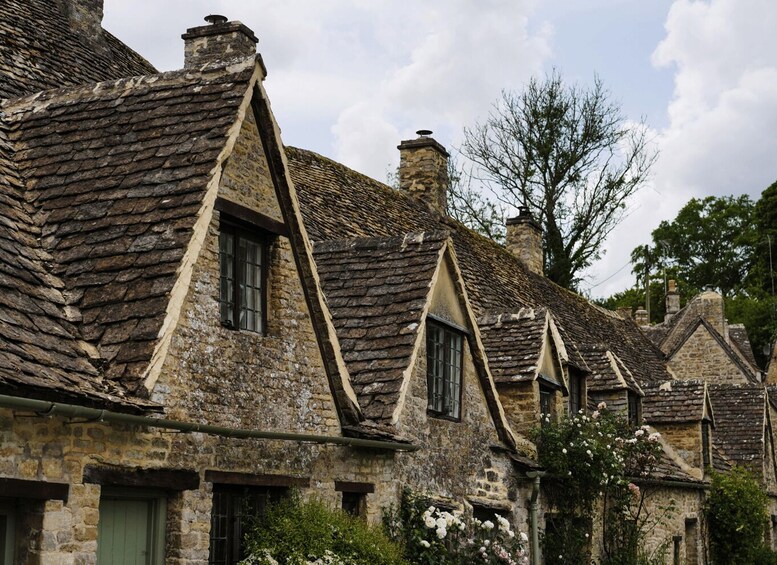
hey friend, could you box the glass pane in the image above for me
[219,231,235,327]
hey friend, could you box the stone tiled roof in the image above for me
[729,323,759,370]
[0,57,257,402]
[712,445,733,473]
[642,380,708,424]
[313,231,447,424]
[708,384,766,470]
[580,346,642,394]
[478,309,546,384]
[0,117,152,410]
[286,147,671,390]
[0,0,156,100]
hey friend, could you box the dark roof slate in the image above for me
[0,116,150,410]
[729,324,760,370]
[709,384,766,470]
[1,57,256,396]
[313,231,446,423]
[286,147,671,389]
[0,0,156,100]
[642,380,707,424]
[580,346,642,394]
[478,309,545,384]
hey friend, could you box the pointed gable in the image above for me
[478,308,566,392]
[313,230,446,425]
[0,56,260,402]
[666,319,759,384]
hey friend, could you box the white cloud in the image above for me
[586,0,777,297]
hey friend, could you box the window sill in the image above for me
[426,409,461,423]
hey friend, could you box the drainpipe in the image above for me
[526,470,545,565]
[0,394,419,452]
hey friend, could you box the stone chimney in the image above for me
[617,307,633,320]
[505,207,544,275]
[182,15,258,69]
[635,307,649,326]
[397,130,449,214]
[66,0,104,38]
[699,285,725,336]
[664,279,680,322]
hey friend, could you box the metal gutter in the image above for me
[526,470,545,565]
[0,394,419,452]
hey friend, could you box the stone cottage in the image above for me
[0,2,773,564]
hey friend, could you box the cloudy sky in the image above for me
[103,0,777,298]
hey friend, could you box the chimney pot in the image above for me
[182,17,259,69]
[397,131,450,214]
[205,14,228,25]
[505,209,543,275]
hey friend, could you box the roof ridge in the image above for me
[312,230,449,254]
[2,55,258,114]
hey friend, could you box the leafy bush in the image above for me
[240,494,407,565]
[383,488,529,565]
[705,466,771,565]
[532,404,670,564]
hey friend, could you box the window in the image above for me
[426,321,463,419]
[539,385,555,426]
[219,223,266,333]
[209,485,286,565]
[568,372,584,415]
[627,392,641,427]
[701,420,711,469]
[341,492,366,517]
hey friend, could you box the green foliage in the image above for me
[531,405,669,565]
[630,195,755,298]
[463,70,656,290]
[596,278,698,325]
[241,495,407,565]
[705,467,771,565]
[383,489,529,565]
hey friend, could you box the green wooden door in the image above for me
[97,491,165,565]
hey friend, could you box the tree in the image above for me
[462,71,656,289]
[631,195,756,298]
[445,158,506,244]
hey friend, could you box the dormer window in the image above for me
[568,372,584,415]
[539,384,556,426]
[627,391,641,427]
[219,222,267,333]
[426,321,463,420]
[702,419,711,469]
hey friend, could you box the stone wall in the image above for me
[653,422,702,470]
[668,324,751,384]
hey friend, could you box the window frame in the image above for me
[701,419,711,470]
[539,384,556,426]
[627,391,642,427]
[208,484,287,565]
[218,218,269,334]
[568,372,584,416]
[426,320,465,421]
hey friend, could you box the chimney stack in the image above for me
[664,279,680,322]
[635,307,649,326]
[397,130,449,214]
[182,15,258,69]
[66,0,104,38]
[505,207,544,275]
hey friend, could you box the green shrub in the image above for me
[240,494,407,565]
[705,466,770,565]
[383,488,529,565]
